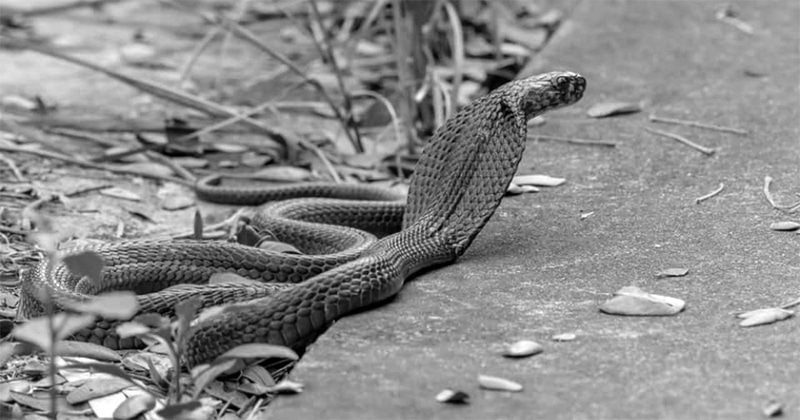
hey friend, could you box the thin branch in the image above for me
[0,35,298,152]
[0,154,26,181]
[529,134,617,148]
[179,26,223,85]
[352,90,403,153]
[649,114,748,136]
[0,0,125,17]
[643,127,715,156]
[0,144,194,187]
[442,0,464,117]
[307,0,363,152]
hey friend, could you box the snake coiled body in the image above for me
[19,72,586,366]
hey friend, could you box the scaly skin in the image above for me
[185,71,586,365]
[19,71,586,366]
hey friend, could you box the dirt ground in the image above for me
[1,1,798,420]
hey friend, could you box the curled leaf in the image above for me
[600,286,685,316]
[737,308,793,327]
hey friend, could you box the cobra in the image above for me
[19,71,586,367]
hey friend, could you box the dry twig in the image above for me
[649,114,748,136]
[695,183,725,204]
[643,127,715,156]
[0,154,26,181]
[530,134,617,148]
[0,144,193,187]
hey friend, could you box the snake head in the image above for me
[517,71,586,120]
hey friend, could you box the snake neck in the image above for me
[403,86,528,256]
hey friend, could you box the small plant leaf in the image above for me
[157,400,203,420]
[144,356,166,388]
[57,341,121,362]
[68,291,139,320]
[63,251,106,286]
[216,343,299,362]
[242,364,275,387]
[13,313,95,351]
[113,393,156,420]
[191,359,238,399]
[173,298,200,347]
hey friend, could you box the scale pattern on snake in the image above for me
[18,71,586,367]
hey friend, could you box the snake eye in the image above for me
[555,76,570,91]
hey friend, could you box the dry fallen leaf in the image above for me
[656,268,689,278]
[769,221,800,231]
[552,333,577,342]
[66,377,133,404]
[512,174,565,187]
[477,374,523,392]
[100,187,142,202]
[762,399,783,417]
[113,393,156,420]
[435,389,470,404]
[269,379,305,395]
[600,286,686,316]
[586,101,642,118]
[737,308,793,327]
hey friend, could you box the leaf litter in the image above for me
[600,286,685,316]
